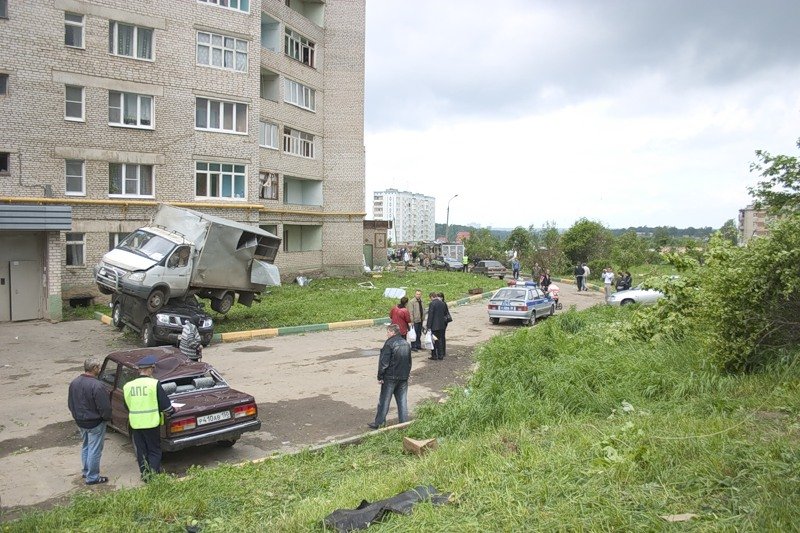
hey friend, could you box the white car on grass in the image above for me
[607,284,665,306]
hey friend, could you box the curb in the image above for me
[94,291,497,344]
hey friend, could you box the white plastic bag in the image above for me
[423,330,434,350]
[407,327,417,343]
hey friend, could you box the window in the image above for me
[64,12,84,48]
[259,172,278,200]
[0,153,9,174]
[260,224,278,235]
[260,70,279,101]
[109,232,129,250]
[99,359,118,386]
[196,31,247,72]
[65,85,84,121]
[109,163,153,197]
[282,224,322,252]
[197,0,250,13]
[283,127,314,158]
[109,91,153,128]
[0,73,7,95]
[284,78,315,111]
[65,160,85,195]
[65,232,85,266]
[108,21,153,60]
[283,176,322,206]
[284,28,315,68]
[195,98,247,134]
[0,0,6,18]
[259,121,278,148]
[195,162,246,199]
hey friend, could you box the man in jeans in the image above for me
[409,289,425,352]
[67,357,112,485]
[368,324,412,429]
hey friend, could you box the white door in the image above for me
[10,260,43,321]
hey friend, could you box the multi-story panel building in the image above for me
[0,0,366,322]
[373,188,435,245]
[738,204,770,245]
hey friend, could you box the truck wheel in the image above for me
[201,333,213,347]
[111,303,125,330]
[146,289,167,313]
[141,318,157,347]
[211,292,235,314]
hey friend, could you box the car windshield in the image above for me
[118,230,176,262]
[494,289,526,300]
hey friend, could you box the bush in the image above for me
[699,215,800,371]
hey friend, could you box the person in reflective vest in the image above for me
[123,355,175,480]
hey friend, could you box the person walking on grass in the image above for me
[389,296,412,340]
[409,289,425,352]
[68,357,112,485]
[368,324,412,429]
[123,355,175,481]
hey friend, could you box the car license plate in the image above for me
[500,306,513,311]
[197,410,231,426]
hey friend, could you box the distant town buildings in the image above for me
[738,204,770,245]
[373,188,435,244]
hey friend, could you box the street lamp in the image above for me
[445,194,459,243]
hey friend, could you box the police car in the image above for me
[487,281,555,326]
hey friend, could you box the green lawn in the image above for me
[10,305,799,531]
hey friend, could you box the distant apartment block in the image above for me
[738,204,769,245]
[0,0,366,322]
[373,188,435,244]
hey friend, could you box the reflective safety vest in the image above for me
[124,376,161,429]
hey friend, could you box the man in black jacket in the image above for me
[68,357,112,485]
[425,291,448,360]
[368,324,412,429]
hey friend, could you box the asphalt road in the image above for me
[0,283,603,519]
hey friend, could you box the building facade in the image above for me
[372,188,435,245]
[738,204,769,245]
[0,0,366,322]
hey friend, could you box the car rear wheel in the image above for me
[141,318,157,347]
[217,439,238,448]
[549,304,555,316]
[620,299,635,306]
[490,317,500,325]
[111,303,125,330]
[525,312,536,326]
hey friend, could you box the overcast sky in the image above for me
[362,0,800,230]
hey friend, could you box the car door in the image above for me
[532,288,550,314]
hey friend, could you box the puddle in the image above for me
[317,349,379,363]
[233,345,274,353]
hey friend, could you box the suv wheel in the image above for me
[111,303,125,330]
[141,318,157,347]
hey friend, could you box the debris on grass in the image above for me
[403,437,437,456]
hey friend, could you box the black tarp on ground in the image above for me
[323,485,451,531]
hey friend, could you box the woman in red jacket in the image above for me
[389,296,412,340]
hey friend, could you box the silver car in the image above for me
[487,283,555,325]
[607,284,664,306]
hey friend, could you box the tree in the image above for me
[561,218,613,264]
[748,137,800,214]
[464,228,502,262]
[611,231,647,270]
[718,219,738,246]
[505,227,532,261]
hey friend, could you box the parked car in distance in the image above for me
[607,284,665,306]
[487,283,555,325]
[98,346,261,451]
[472,260,508,279]
[430,257,464,271]
[111,293,214,348]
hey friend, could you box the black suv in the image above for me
[110,293,214,347]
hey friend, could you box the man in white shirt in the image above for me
[602,267,615,301]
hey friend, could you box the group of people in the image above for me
[572,263,633,301]
[67,354,178,486]
[370,290,453,429]
[573,263,592,291]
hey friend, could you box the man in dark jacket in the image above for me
[425,291,448,360]
[574,263,584,291]
[368,324,412,429]
[68,357,112,485]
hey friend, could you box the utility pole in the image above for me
[445,194,459,243]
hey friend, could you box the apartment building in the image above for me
[373,188,435,244]
[738,204,770,245]
[0,0,366,322]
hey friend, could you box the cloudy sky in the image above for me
[362,0,800,230]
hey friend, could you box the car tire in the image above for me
[146,289,167,313]
[217,439,238,448]
[141,318,157,347]
[549,305,555,317]
[111,303,125,330]
[526,312,536,326]
[620,299,635,306]
[201,333,212,347]
[211,292,235,314]
[490,317,500,325]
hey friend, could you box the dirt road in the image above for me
[0,284,602,518]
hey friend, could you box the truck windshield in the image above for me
[118,230,176,262]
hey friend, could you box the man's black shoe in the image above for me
[428,356,437,360]
[367,423,380,430]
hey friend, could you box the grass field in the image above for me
[9,304,799,531]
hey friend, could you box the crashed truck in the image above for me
[95,204,281,314]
